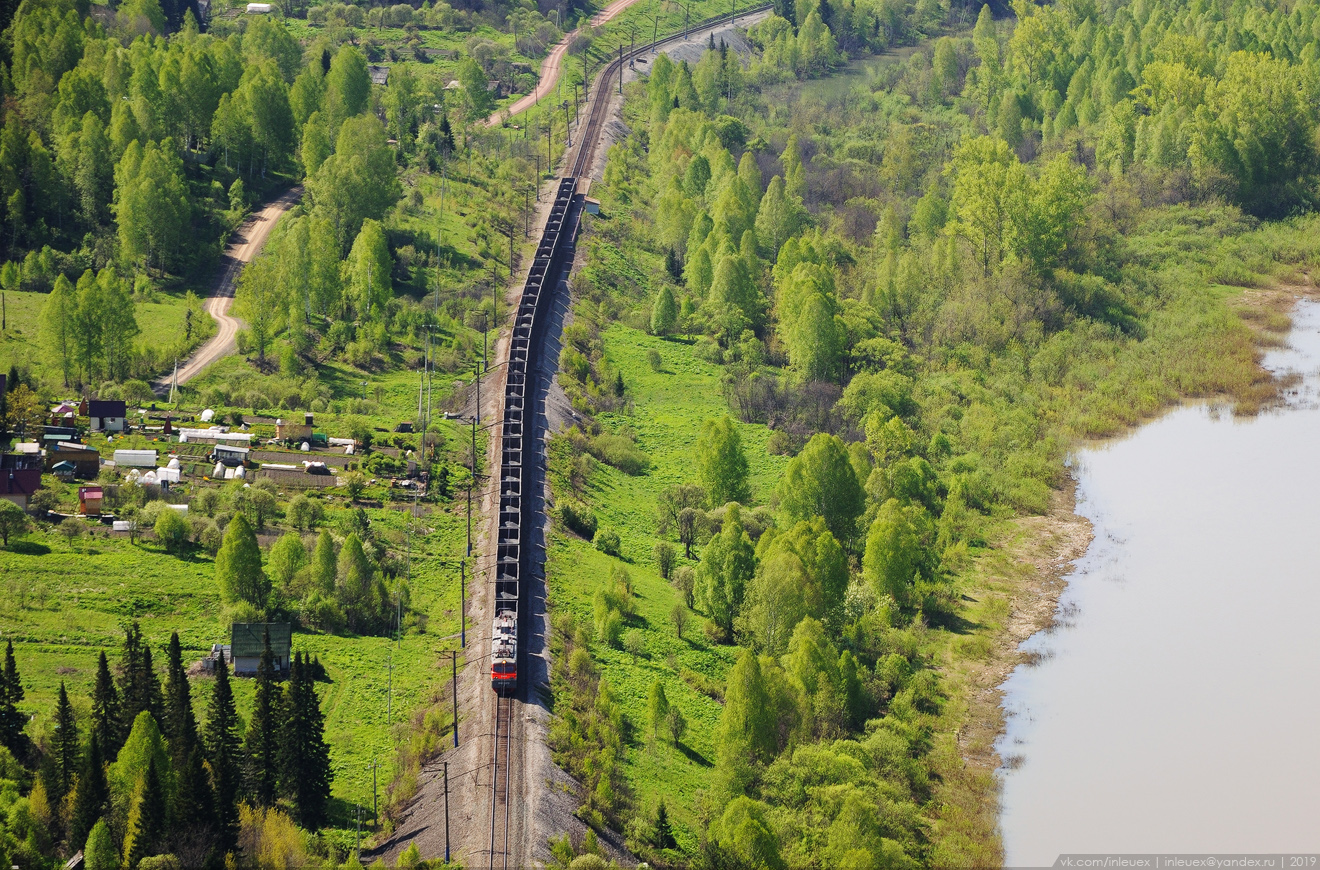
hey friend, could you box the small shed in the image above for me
[368,64,390,86]
[88,400,127,432]
[276,413,314,442]
[230,623,292,676]
[245,2,272,11]
[214,444,250,466]
[79,486,104,515]
[52,461,77,481]
[113,449,158,468]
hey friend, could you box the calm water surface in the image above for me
[997,299,1320,864]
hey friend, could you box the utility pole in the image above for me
[452,651,459,747]
[372,761,378,830]
[618,44,623,94]
[444,761,451,864]
[564,101,572,148]
[460,560,466,646]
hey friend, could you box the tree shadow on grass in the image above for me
[7,541,50,556]
[676,741,712,767]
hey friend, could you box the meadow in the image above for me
[1,488,472,840]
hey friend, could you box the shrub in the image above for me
[200,522,224,556]
[623,629,644,662]
[558,499,597,539]
[593,528,621,557]
[588,433,649,475]
[646,348,663,372]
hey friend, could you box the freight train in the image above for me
[490,176,581,695]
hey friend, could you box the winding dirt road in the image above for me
[484,0,651,127]
[162,186,303,391]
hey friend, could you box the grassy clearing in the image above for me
[0,288,207,376]
[0,491,471,834]
[545,323,789,846]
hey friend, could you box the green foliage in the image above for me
[593,528,622,558]
[777,433,865,545]
[152,507,189,554]
[0,502,28,547]
[83,820,117,870]
[215,513,269,610]
[697,415,751,506]
[558,499,598,540]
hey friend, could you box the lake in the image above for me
[997,298,1320,863]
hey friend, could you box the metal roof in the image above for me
[230,623,293,659]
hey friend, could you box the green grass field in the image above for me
[544,324,789,848]
[0,288,210,383]
[0,492,472,833]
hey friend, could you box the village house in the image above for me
[230,623,293,676]
[86,399,127,433]
[0,469,42,510]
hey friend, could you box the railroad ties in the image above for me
[488,175,581,870]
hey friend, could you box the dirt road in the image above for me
[484,0,651,127]
[162,186,302,391]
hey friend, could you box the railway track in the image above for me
[479,9,772,866]
[488,695,515,869]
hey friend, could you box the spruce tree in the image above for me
[0,640,26,757]
[119,623,164,730]
[163,631,198,765]
[654,799,675,849]
[279,652,333,828]
[122,755,167,868]
[50,681,80,803]
[69,732,110,851]
[203,649,241,854]
[171,746,215,851]
[243,632,280,808]
[91,650,123,757]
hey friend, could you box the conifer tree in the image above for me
[50,681,79,804]
[69,732,110,851]
[244,632,280,807]
[163,632,198,765]
[171,746,215,849]
[654,799,676,849]
[122,755,167,868]
[279,652,333,828]
[90,650,123,757]
[119,623,164,731]
[0,640,26,756]
[203,649,241,854]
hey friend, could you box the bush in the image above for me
[200,522,224,556]
[558,499,597,539]
[646,348,663,372]
[588,433,650,475]
[301,592,347,634]
[593,528,621,557]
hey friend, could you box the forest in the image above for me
[540,0,1320,865]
